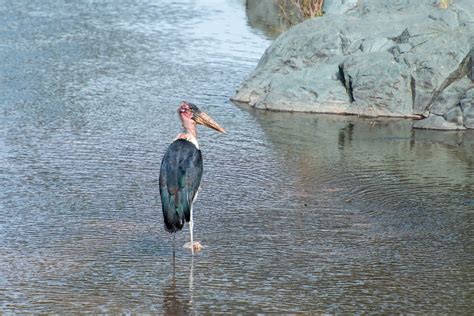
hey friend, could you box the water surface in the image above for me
[0,0,473,313]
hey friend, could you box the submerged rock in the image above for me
[234,0,474,130]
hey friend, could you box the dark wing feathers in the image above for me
[159,139,203,233]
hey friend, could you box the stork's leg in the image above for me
[172,234,176,257]
[183,205,202,253]
[184,194,202,253]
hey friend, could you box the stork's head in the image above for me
[178,101,225,133]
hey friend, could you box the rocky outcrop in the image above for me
[234,0,474,130]
[245,0,286,37]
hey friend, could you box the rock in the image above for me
[245,0,286,37]
[323,0,360,15]
[444,106,464,126]
[360,38,394,53]
[360,0,434,13]
[236,0,474,129]
[470,49,474,81]
[413,114,465,130]
[430,77,473,116]
[246,0,325,35]
[341,52,413,117]
[413,79,474,130]
[403,29,472,116]
[460,88,474,128]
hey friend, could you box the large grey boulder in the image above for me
[234,0,474,129]
[459,87,474,128]
[245,0,285,37]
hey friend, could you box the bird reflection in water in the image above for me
[162,253,195,314]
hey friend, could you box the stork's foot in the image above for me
[183,241,203,252]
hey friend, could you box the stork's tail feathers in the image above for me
[160,190,190,233]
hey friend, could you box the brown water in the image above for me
[0,0,473,313]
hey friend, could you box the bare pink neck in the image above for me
[180,114,197,138]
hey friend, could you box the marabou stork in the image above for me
[159,101,225,253]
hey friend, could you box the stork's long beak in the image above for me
[193,111,226,133]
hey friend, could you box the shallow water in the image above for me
[0,0,473,313]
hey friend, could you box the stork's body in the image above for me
[159,101,225,253]
[159,138,202,231]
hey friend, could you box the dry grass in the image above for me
[438,0,450,9]
[290,0,324,18]
[279,0,324,26]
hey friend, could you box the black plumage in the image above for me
[159,139,203,233]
